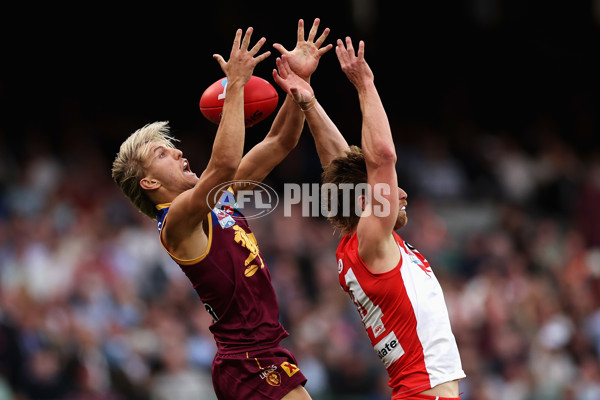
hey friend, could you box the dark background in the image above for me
[2,1,599,168]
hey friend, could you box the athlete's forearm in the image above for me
[358,82,396,166]
[304,101,349,168]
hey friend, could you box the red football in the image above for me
[199,76,279,127]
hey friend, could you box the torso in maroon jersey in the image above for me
[156,191,288,354]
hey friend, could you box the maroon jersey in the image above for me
[156,191,288,354]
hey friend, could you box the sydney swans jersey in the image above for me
[336,232,465,396]
[156,190,288,354]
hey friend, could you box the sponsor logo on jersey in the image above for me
[214,208,235,229]
[221,204,235,215]
[259,364,281,386]
[265,371,281,386]
[281,361,300,377]
[373,324,385,337]
[374,331,404,368]
[404,241,432,277]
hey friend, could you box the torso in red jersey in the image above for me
[336,231,465,398]
[156,190,288,354]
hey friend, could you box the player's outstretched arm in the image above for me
[271,19,346,168]
[232,19,331,191]
[337,37,400,273]
[164,28,269,248]
[278,18,349,168]
[272,54,349,168]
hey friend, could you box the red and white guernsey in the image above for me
[336,231,465,398]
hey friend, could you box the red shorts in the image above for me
[211,345,307,400]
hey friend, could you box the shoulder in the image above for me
[337,232,357,252]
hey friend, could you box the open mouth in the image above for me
[183,159,193,175]
[401,205,406,211]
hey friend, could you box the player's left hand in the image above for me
[272,55,314,106]
[273,18,332,81]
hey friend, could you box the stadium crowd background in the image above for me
[2,1,600,399]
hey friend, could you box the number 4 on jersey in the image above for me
[344,268,386,339]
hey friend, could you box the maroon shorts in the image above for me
[211,345,307,400]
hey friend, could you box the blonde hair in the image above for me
[321,145,367,235]
[112,121,178,219]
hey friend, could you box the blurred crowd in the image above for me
[1,110,600,400]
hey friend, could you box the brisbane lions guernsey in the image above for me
[336,232,465,397]
[156,190,288,354]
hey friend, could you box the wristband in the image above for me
[298,96,316,112]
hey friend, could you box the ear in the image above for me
[140,177,161,191]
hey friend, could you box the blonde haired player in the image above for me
[113,20,331,400]
[273,36,466,399]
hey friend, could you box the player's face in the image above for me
[394,187,408,230]
[145,142,198,193]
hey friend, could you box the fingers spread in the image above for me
[318,43,333,58]
[335,39,345,57]
[213,54,226,68]
[231,29,243,52]
[254,50,272,64]
[314,27,330,47]
[239,27,254,51]
[248,36,267,56]
[307,18,320,42]
[357,40,365,59]
[296,19,305,43]
[345,36,354,54]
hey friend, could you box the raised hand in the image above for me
[273,18,332,81]
[213,27,271,86]
[272,54,315,108]
[335,37,374,91]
